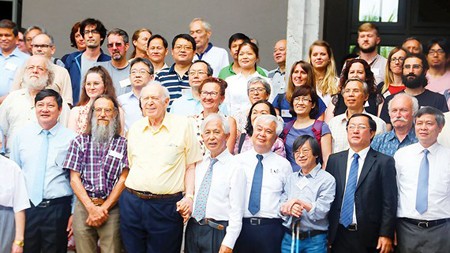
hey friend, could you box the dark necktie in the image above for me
[248,154,264,215]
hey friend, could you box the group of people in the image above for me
[0,15,449,253]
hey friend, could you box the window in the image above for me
[358,0,399,22]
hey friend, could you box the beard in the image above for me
[402,73,427,89]
[359,44,377,54]
[91,116,118,145]
[23,74,48,90]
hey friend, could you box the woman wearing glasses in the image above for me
[191,77,237,154]
[378,46,407,98]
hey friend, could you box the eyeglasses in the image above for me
[31,44,52,49]
[294,148,311,156]
[428,49,445,55]
[293,97,312,103]
[84,29,100,35]
[188,70,207,76]
[342,88,363,95]
[130,69,151,75]
[173,44,193,51]
[200,91,219,98]
[26,65,47,72]
[347,124,368,131]
[391,57,405,63]
[248,87,267,93]
[93,107,115,114]
[107,42,124,48]
[403,64,422,70]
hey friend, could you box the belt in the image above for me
[192,218,227,231]
[243,217,282,226]
[90,197,105,206]
[35,196,72,208]
[401,218,449,229]
[340,223,358,231]
[126,187,182,200]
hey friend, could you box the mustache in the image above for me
[406,73,417,78]
[392,117,408,123]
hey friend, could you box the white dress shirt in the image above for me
[343,146,370,224]
[193,150,245,248]
[236,148,292,219]
[394,142,450,220]
[0,155,30,212]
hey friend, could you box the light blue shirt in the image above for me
[117,91,143,131]
[281,164,336,231]
[97,61,131,96]
[170,89,229,116]
[10,122,76,200]
[0,47,29,96]
[371,127,417,157]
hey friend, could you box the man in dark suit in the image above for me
[326,113,397,253]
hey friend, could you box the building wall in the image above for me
[22,0,288,70]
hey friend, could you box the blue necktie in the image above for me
[340,153,359,227]
[30,129,50,206]
[192,158,218,221]
[248,154,264,215]
[416,149,429,214]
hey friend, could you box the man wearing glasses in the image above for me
[156,34,196,109]
[380,53,449,127]
[425,38,450,110]
[64,18,110,105]
[98,28,131,96]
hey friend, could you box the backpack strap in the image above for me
[311,120,324,146]
[281,120,295,144]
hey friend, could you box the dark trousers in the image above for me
[119,189,183,253]
[234,218,284,253]
[24,197,72,253]
[331,224,376,253]
[185,218,228,253]
[396,218,450,253]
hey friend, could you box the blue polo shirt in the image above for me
[155,63,190,108]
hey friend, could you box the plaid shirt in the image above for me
[64,134,128,198]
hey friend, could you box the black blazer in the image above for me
[326,148,397,248]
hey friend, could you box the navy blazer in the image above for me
[326,148,397,248]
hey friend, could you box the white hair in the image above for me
[140,81,169,99]
[190,17,212,32]
[388,92,419,114]
[201,113,230,134]
[254,114,283,136]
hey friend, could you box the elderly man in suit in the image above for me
[326,113,397,253]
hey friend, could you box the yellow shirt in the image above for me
[126,113,202,194]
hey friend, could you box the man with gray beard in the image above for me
[0,55,70,155]
[64,94,129,253]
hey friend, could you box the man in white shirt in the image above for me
[394,106,450,252]
[185,113,245,253]
[268,39,287,96]
[234,115,292,253]
[189,18,229,77]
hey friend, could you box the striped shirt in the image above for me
[64,134,128,198]
[155,63,190,108]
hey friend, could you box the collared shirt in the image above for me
[0,47,29,96]
[193,150,245,248]
[394,142,450,220]
[343,146,370,224]
[64,134,128,198]
[126,113,202,194]
[268,67,286,96]
[371,127,418,156]
[118,91,143,132]
[10,122,76,200]
[193,43,229,78]
[11,63,74,105]
[97,61,131,96]
[328,110,386,153]
[236,148,292,218]
[191,111,229,155]
[218,62,268,80]
[170,89,228,117]
[155,64,190,108]
[224,72,274,116]
[0,88,71,154]
[281,164,336,231]
[0,155,30,212]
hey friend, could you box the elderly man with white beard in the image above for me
[64,94,129,253]
[0,55,70,156]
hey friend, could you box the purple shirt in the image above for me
[64,134,128,198]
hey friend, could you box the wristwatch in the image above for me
[13,240,24,247]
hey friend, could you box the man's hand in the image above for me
[176,197,193,223]
[376,236,393,253]
[290,203,304,218]
[66,215,74,238]
[280,199,299,215]
[218,245,233,253]
[86,205,108,227]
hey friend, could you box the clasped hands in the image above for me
[176,197,193,223]
[86,204,109,227]
[281,199,306,218]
